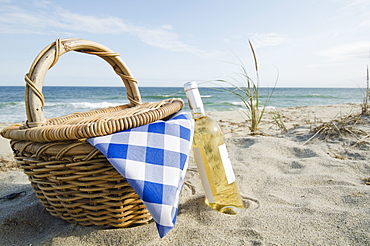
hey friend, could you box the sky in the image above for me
[1,0,370,88]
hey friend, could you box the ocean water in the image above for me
[0,86,364,123]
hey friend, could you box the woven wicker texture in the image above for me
[1,38,185,228]
[11,140,152,227]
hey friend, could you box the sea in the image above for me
[0,86,364,123]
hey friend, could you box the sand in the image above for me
[0,103,369,245]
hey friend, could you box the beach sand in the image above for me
[0,103,369,245]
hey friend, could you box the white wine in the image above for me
[184,81,244,214]
[192,116,244,214]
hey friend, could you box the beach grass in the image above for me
[361,65,370,115]
[269,109,288,134]
[304,111,370,146]
[214,41,277,135]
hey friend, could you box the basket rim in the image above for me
[1,98,184,142]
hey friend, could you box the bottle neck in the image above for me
[184,81,206,119]
[190,107,206,119]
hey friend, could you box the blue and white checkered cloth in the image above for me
[87,110,193,237]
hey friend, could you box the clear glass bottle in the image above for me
[184,81,244,214]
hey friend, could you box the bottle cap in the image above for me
[184,81,198,92]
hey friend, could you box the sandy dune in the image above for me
[0,103,369,245]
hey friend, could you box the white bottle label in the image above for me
[193,147,215,203]
[218,144,236,184]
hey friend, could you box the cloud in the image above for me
[223,32,289,49]
[0,1,218,58]
[318,41,370,62]
[249,33,289,48]
[0,5,46,34]
[360,20,370,27]
[55,10,131,34]
[161,24,173,30]
[223,34,245,43]
[341,0,370,11]
[340,0,370,29]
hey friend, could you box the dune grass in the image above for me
[269,109,288,134]
[361,65,370,115]
[305,114,368,143]
[214,41,277,135]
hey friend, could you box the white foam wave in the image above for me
[44,101,126,109]
[70,102,122,109]
[230,101,244,106]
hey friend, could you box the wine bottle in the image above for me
[184,81,244,214]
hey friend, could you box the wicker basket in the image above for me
[1,38,184,228]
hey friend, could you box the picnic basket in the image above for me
[0,38,184,228]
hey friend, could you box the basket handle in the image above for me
[25,38,142,127]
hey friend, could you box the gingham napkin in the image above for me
[87,110,193,237]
